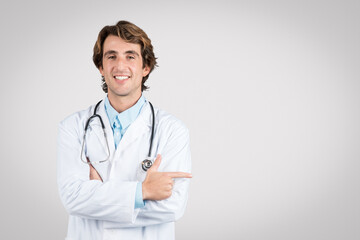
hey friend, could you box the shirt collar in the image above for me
[104,95,146,130]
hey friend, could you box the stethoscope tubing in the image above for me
[81,99,155,169]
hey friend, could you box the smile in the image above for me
[114,76,130,80]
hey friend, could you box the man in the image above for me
[57,20,192,240]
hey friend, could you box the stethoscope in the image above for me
[80,100,155,172]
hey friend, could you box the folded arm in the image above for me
[57,116,192,227]
[57,121,139,223]
[103,125,192,228]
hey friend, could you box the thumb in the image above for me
[149,154,162,172]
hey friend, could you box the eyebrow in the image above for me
[103,50,140,57]
[103,50,117,57]
[125,50,140,57]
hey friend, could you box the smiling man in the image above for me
[99,35,150,112]
[57,21,192,240]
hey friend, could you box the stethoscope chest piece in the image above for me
[142,158,153,171]
[141,101,156,172]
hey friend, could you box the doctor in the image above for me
[57,20,192,240]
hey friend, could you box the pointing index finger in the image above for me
[166,172,193,178]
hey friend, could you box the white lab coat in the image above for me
[57,100,191,240]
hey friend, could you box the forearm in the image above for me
[101,145,191,228]
[58,175,139,223]
[104,130,192,228]
[102,178,190,228]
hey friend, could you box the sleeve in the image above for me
[57,118,140,223]
[103,121,192,228]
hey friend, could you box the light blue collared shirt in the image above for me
[104,95,146,209]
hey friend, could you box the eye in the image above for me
[107,55,116,60]
[127,55,135,60]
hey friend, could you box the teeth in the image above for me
[115,76,129,80]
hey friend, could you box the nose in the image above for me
[114,57,128,71]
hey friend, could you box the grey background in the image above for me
[0,0,359,239]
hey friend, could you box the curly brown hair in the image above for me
[93,20,157,92]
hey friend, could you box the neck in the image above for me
[107,93,141,113]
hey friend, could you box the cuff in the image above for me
[134,182,145,209]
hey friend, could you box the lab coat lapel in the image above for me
[88,99,115,180]
[116,102,152,154]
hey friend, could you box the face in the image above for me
[99,35,150,103]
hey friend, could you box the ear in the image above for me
[99,66,104,76]
[143,65,150,77]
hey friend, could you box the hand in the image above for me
[88,158,103,182]
[142,154,192,201]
